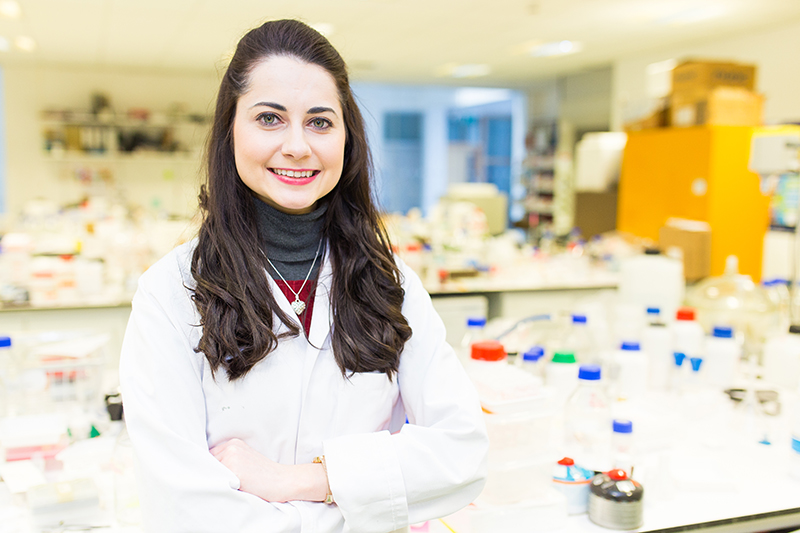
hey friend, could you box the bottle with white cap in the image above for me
[704,325,740,389]
[613,341,649,401]
[564,364,611,472]
[672,307,704,362]
[641,307,673,391]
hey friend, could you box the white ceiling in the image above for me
[0,0,799,85]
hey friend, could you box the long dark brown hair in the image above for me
[191,19,412,381]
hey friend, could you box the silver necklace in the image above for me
[266,238,323,315]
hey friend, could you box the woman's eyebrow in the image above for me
[251,101,286,111]
[307,106,337,116]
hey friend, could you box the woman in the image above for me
[119,19,488,533]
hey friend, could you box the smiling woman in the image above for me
[118,18,488,533]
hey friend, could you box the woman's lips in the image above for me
[269,168,320,186]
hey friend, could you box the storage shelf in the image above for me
[42,151,200,163]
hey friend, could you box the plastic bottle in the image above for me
[459,317,487,366]
[567,314,596,364]
[704,326,740,389]
[618,249,684,322]
[641,307,673,391]
[519,345,545,379]
[547,351,580,405]
[614,341,649,401]
[762,325,800,390]
[467,340,544,413]
[611,419,634,476]
[671,352,687,393]
[687,357,704,391]
[564,364,611,472]
[672,307,705,362]
[791,382,800,481]
[0,336,12,417]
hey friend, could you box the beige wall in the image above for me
[3,64,220,220]
[612,19,800,131]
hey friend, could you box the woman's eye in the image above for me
[258,113,278,125]
[311,118,331,129]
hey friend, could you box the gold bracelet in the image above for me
[313,455,335,504]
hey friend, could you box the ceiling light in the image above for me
[14,35,36,52]
[438,63,491,79]
[530,40,583,57]
[0,36,9,52]
[454,88,513,108]
[310,23,335,37]
[0,0,20,19]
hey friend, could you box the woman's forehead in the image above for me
[240,56,342,113]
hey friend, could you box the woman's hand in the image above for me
[210,438,328,502]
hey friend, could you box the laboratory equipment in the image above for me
[611,420,634,476]
[459,317,487,365]
[566,314,596,364]
[618,249,684,323]
[614,341,648,401]
[467,341,546,414]
[642,309,673,391]
[564,365,611,472]
[552,457,594,514]
[519,346,545,378]
[704,326,741,389]
[672,307,705,362]
[546,351,579,405]
[762,325,800,389]
[588,469,644,530]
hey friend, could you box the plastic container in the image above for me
[612,420,634,476]
[459,317,487,365]
[484,410,555,465]
[0,336,13,417]
[792,382,800,481]
[567,314,596,364]
[618,249,684,323]
[762,325,800,390]
[672,307,705,361]
[564,365,611,472]
[642,312,673,391]
[519,346,546,379]
[468,341,547,414]
[481,455,555,504]
[469,488,567,533]
[552,457,594,514]
[547,351,580,405]
[614,341,648,401]
[671,352,687,392]
[704,326,740,389]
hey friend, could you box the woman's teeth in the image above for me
[273,169,316,178]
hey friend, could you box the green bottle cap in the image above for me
[551,351,576,364]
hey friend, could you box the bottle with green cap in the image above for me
[547,350,579,405]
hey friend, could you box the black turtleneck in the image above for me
[253,197,327,282]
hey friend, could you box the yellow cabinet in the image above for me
[617,126,769,280]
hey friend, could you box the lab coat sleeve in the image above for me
[323,261,489,533]
[119,251,300,533]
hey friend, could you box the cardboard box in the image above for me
[624,105,670,132]
[672,60,756,99]
[671,87,764,127]
[575,191,617,238]
[659,219,711,281]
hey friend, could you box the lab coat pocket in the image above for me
[334,371,398,435]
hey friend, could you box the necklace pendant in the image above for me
[291,298,306,315]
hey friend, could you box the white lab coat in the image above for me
[119,240,488,533]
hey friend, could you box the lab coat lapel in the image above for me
[308,248,333,349]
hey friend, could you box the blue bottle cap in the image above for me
[620,341,641,351]
[572,314,587,324]
[712,326,733,338]
[690,357,703,372]
[613,419,633,434]
[578,364,601,381]
[467,317,486,327]
[646,307,660,315]
[0,336,10,348]
[673,352,686,366]
[522,346,545,362]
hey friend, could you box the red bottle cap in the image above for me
[471,340,506,361]
[557,457,575,466]
[676,307,696,321]
[607,469,628,481]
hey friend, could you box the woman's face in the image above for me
[232,55,346,214]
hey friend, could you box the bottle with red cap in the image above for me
[467,340,543,413]
[672,306,705,369]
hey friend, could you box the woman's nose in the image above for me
[281,126,312,159]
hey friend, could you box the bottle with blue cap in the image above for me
[519,345,545,380]
[458,316,487,366]
[566,313,597,364]
[564,364,611,472]
[704,325,740,389]
[0,335,15,417]
[613,341,649,401]
[641,306,673,391]
[611,419,634,476]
